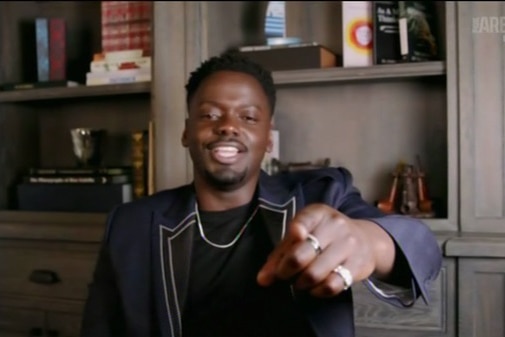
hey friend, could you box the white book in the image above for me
[342,1,373,67]
[90,57,152,73]
[85,69,151,86]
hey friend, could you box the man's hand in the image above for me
[256,203,396,298]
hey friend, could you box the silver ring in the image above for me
[333,265,353,290]
[306,234,322,255]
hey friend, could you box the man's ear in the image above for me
[181,118,189,147]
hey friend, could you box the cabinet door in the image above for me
[0,306,45,337]
[354,258,456,337]
[46,312,83,337]
[459,2,505,232]
[458,258,505,337]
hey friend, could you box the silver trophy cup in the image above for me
[70,128,105,167]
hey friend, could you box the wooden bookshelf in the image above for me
[0,82,151,103]
[273,61,446,86]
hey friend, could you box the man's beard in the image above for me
[204,167,248,191]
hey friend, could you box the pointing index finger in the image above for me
[256,204,328,286]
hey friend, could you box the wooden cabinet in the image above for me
[458,1,505,233]
[0,215,104,337]
[457,258,505,337]
[354,257,456,337]
[446,235,505,337]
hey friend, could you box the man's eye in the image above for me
[241,113,258,123]
[202,113,219,120]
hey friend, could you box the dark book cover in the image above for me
[24,174,131,185]
[373,1,402,64]
[398,1,439,62]
[35,18,49,82]
[49,18,67,81]
[17,183,133,213]
[0,80,78,91]
[27,166,132,176]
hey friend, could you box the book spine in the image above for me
[398,1,409,60]
[35,18,49,82]
[28,167,132,176]
[373,1,402,65]
[85,74,151,86]
[90,57,151,73]
[49,18,67,81]
[25,175,129,184]
[0,80,78,91]
[131,130,149,199]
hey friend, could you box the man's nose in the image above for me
[215,115,239,136]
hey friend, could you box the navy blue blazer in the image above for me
[81,167,442,337]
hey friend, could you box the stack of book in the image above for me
[16,166,134,213]
[86,49,151,86]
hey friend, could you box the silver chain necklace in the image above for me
[195,203,259,249]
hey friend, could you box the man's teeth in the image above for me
[214,146,238,157]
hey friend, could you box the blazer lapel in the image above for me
[151,186,196,337]
[257,171,305,245]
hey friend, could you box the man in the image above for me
[81,52,442,337]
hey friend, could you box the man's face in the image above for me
[182,71,273,191]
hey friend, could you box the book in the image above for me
[131,130,149,199]
[27,166,132,176]
[399,1,439,62]
[17,183,133,213]
[24,174,131,184]
[373,1,402,64]
[238,42,338,71]
[0,80,79,91]
[35,18,49,82]
[85,68,151,86]
[90,56,151,73]
[49,18,66,81]
[342,1,374,67]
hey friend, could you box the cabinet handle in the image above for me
[29,327,44,336]
[29,269,60,284]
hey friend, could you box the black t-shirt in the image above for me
[181,202,315,337]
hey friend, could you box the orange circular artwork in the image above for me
[346,19,373,54]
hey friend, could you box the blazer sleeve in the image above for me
[331,167,443,308]
[80,207,126,337]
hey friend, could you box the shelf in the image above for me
[272,61,446,86]
[0,82,151,103]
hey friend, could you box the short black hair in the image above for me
[185,51,276,115]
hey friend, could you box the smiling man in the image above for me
[81,52,442,337]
